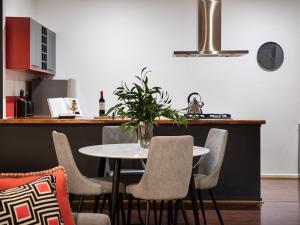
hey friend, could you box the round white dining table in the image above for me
[79,143,209,225]
[79,143,209,159]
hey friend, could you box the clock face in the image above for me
[257,42,284,71]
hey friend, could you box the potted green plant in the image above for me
[107,67,187,148]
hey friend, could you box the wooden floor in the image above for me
[81,179,300,225]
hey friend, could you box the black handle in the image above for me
[188,92,200,103]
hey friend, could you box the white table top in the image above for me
[79,143,209,159]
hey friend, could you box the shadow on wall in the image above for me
[299,125,300,204]
[298,125,300,179]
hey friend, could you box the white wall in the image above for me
[3,0,36,116]
[5,0,300,175]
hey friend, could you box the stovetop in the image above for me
[184,113,231,119]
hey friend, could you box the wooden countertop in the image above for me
[0,117,266,125]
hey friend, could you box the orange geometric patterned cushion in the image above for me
[0,175,64,224]
[0,167,75,225]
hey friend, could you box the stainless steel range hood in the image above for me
[174,0,248,57]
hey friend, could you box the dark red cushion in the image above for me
[0,175,63,224]
[0,167,75,225]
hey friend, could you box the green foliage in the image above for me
[107,67,187,131]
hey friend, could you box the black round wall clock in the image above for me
[257,42,284,71]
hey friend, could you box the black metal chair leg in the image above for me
[120,195,126,225]
[179,200,190,225]
[189,177,200,225]
[173,200,179,225]
[209,189,224,225]
[197,190,207,224]
[158,200,164,225]
[167,201,174,225]
[145,201,150,225]
[117,201,120,225]
[69,194,75,208]
[137,199,145,225]
[78,196,84,213]
[100,194,108,213]
[108,195,112,217]
[93,195,101,213]
[127,195,133,225]
[153,200,158,225]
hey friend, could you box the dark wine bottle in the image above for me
[25,91,33,117]
[16,89,27,118]
[99,91,105,116]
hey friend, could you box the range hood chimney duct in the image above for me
[174,0,248,57]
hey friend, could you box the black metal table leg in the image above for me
[189,175,201,225]
[111,159,122,225]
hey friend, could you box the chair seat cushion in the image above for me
[126,183,151,200]
[0,166,75,225]
[73,213,110,225]
[194,174,216,190]
[88,177,125,194]
[125,183,138,196]
[126,183,176,200]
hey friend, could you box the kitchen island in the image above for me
[0,117,265,203]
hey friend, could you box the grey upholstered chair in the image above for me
[52,131,124,213]
[194,128,228,225]
[102,126,145,177]
[102,126,145,223]
[73,213,111,225]
[126,136,194,225]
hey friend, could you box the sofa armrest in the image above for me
[73,213,111,225]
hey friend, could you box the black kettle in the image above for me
[187,92,204,114]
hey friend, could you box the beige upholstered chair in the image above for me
[52,131,124,213]
[73,213,111,225]
[126,136,194,225]
[102,126,145,177]
[102,126,145,224]
[194,128,228,225]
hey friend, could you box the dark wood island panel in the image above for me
[0,118,265,202]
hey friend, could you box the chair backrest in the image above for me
[102,126,141,173]
[195,128,228,186]
[136,136,194,200]
[52,131,87,193]
[102,126,137,144]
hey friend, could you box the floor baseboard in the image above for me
[261,174,300,179]
[72,199,262,211]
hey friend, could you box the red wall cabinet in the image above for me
[6,17,56,76]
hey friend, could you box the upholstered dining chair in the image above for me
[73,213,111,225]
[52,131,125,214]
[102,126,145,177]
[194,128,228,225]
[126,136,194,225]
[102,126,146,223]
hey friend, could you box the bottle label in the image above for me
[99,102,105,111]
